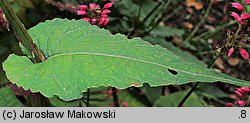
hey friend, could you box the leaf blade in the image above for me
[3,18,250,101]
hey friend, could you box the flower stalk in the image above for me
[178,0,250,107]
[0,0,45,63]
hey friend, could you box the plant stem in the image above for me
[177,83,199,107]
[177,0,218,107]
[137,1,142,19]
[111,87,119,107]
[126,1,143,38]
[143,2,162,23]
[0,0,45,63]
[146,0,172,33]
[193,20,237,40]
[177,47,221,107]
[182,0,213,43]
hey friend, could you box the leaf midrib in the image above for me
[43,52,242,84]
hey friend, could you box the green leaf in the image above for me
[117,89,150,107]
[150,26,185,37]
[51,87,111,107]
[140,83,162,104]
[198,83,229,98]
[3,18,250,101]
[0,63,9,84]
[85,87,112,107]
[154,90,205,107]
[143,36,206,66]
[0,87,23,107]
[50,96,85,107]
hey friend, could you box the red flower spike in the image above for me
[223,4,227,13]
[123,102,128,107]
[89,3,100,9]
[116,88,121,93]
[241,13,250,20]
[108,89,113,94]
[77,2,112,27]
[231,2,244,11]
[77,10,87,15]
[91,18,97,23]
[99,18,105,26]
[245,0,250,4]
[236,88,244,94]
[102,9,111,14]
[89,3,97,9]
[237,100,246,107]
[101,13,108,18]
[241,87,250,93]
[103,18,109,25]
[81,17,90,22]
[78,5,88,10]
[227,47,234,57]
[103,3,113,9]
[230,12,241,22]
[225,103,234,107]
[102,90,108,94]
[235,90,243,98]
[96,5,100,9]
[230,12,248,25]
[240,48,249,59]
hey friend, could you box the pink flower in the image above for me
[237,100,246,107]
[227,47,234,57]
[123,102,128,107]
[77,10,87,15]
[236,88,244,94]
[102,87,121,100]
[235,90,243,98]
[103,18,109,25]
[245,0,250,4]
[101,13,108,18]
[240,49,249,59]
[89,3,100,9]
[231,2,244,11]
[99,17,109,26]
[226,1,250,25]
[78,5,88,10]
[103,3,113,9]
[225,103,234,107]
[241,87,250,93]
[241,13,250,20]
[116,88,121,93]
[108,89,113,94]
[102,9,111,14]
[102,90,108,94]
[76,2,113,27]
[89,3,96,9]
[230,12,242,23]
[81,17,90,22]
[227,47,249,59]
[91,18,97,23]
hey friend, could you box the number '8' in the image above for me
[241,110,246,118]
